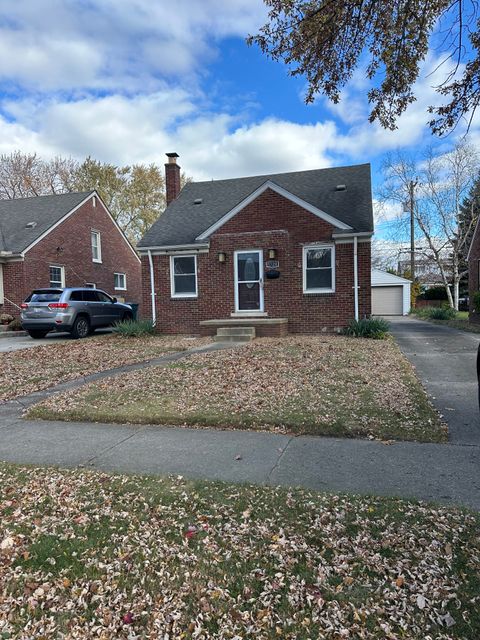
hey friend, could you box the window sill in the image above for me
[114,288,127,291]
[171,295,198,300]
[303,289,335,295]
[92,259,102,264]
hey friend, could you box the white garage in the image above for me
[371,269,411,316]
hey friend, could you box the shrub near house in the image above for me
[139,154,374,335]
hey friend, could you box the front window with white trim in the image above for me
[91,230,102,263]
[303,245,335,293]
[114,272,127,290]
[49,265,65,288]
[170,255,197,298]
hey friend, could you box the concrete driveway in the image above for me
[0,329,112,353]
[389,316,479,445]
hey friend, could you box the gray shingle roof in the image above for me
[138,164,373,248]
[0,191,93,254]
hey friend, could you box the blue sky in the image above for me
[0,0,478,240]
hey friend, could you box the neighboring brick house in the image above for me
[138,153,373,336]
[0,191,141,316]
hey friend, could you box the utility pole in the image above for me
[409,180,417,283]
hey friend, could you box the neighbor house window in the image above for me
[91,230,102,263]
[303,245,335,293]
[114,272,127,290]
[49,265,65,288]
[170,255,198,298]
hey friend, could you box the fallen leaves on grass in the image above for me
[0,464,478,639]
[33,336,445,442]
[0,334,209,402]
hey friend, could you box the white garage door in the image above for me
[372,286,403,315]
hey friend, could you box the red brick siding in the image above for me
[1,197,141,316]
[468,228,480,323]
[141,188,371,334]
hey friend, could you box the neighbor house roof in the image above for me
[138,163,373,249]
[0,191,93,254]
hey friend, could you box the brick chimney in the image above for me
[165,152,181,206]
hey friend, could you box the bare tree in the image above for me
[380,142,479,309]
[0,152,78,199]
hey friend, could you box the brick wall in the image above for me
[469,231,480,323]
[1,196,141,316]
[141,188,371,334]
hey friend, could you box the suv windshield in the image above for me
[25,290,63,303]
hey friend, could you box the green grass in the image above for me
[28,336,445,443]
[413,308,480,333]
[0,463,479,639]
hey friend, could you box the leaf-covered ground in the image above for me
[0,464,478,639]
[30,336,445,442]
[0,334,209,403]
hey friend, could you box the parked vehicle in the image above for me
[458,296,469,312]
[21,288,134,339]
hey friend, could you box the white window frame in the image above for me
[170,254,198,298]
[302,244,335,294]
[0,264,4,304]
[114,272,127,291]
[91,230,102,263]
[49,265,65,288]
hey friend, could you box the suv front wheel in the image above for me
[71,315,90,339]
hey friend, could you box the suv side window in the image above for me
[96,291,112,303]
[83,290,99,302]
[69,291,84,301]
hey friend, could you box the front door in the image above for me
[234,250,264,312]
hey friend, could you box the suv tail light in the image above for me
[48,302,69,310]
[20,303,28,309]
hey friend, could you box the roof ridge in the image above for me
[189,163,371,186]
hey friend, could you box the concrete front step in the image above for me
[213,334,253,343]
[216,326,255,337]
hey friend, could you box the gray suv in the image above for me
[21,288,134,339]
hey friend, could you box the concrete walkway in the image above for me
[0,328,479,510]
[389,316,479,445]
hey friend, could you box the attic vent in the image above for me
[25,221,37,229]
[194,198,203,205]
[335,184,347,191]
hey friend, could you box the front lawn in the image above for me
[29,336,445,442]
[0,464,478,639]
[0,334,209,403]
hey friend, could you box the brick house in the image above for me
[0,191,141,316]
[138,154,373,336]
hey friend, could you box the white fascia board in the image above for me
[332,231,373,239]
[94,192,141,263]
[138,243,209,255]
[22,192,94,255]
[195,180,352,241]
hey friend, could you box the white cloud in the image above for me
[0,0,267,91]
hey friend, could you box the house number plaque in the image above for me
[266,260,279,269]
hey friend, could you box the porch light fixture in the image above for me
[268,248,276,259]
[218,251,226,263]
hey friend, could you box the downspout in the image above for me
[353,236,359,321]
[147,250,157,327]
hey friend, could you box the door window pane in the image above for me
[238,283,260,310]
[237,253,259,281]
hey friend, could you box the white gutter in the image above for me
[147,250,156,327]
[353,236,359,321]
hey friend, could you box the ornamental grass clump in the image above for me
[343,317,390,339]
[113,319,155,337]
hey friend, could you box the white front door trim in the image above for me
[234,249,264,313]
